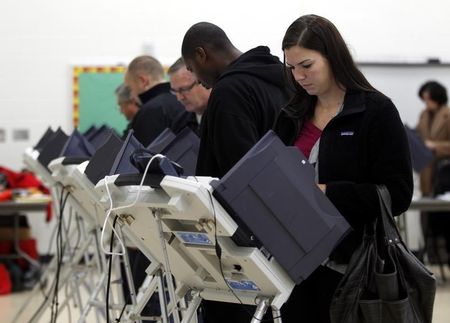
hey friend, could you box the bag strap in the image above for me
[376,185,402,245]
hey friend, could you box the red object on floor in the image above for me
[0,241,12,254]
[0,239,38,270]
[0,263,12,295]
[17,239,38,269]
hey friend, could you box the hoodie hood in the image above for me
[218,46,286,88]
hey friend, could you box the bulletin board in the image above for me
[73,66,127,134]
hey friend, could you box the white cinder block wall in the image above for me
[0,0,300,168]
[1,0,449,252]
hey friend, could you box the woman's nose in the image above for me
[292,68,306,81]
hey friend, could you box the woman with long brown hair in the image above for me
[274,14,413,322]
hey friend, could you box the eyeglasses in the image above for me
[170,80,199,95]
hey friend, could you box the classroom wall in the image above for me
[1,0,450,169]
[302,0,450,126]
[1,0,449,252]
[0,0,301,253]
[302,0,450,62]
[0,0,300,170]
[360,64,450,126]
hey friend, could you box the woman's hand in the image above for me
[318,183,327,193]
[425,140,437,152]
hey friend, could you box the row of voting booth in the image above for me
[15,124,351,323]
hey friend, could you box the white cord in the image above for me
[100,154,165,256]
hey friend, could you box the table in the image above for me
[0,199,50,269]
[400,197,450,245]
[409,197,450,212]
[406,197,450,281]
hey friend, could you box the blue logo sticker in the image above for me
[227,279,260,291]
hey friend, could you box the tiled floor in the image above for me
[1,265,449,322]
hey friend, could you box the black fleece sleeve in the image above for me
[325,98,413,229]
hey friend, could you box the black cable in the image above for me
[93,227,104,272]
[50,191,62,322]
[49,188,65,323]
[115,245,154,322]
[50,189,70,323]
[205,188,244,304]
[62,205,72,236]
[116,300,128,322]
[29,187,69,323]
[106,215,118,323]
[37,214,59,298]
[50,188,66,323]
[69,210,82,259]
[35,207,58,299]
[204,183,281,322]
[114,255,137,322]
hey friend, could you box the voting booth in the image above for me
[19,127,351,323]
[94,130,350,322]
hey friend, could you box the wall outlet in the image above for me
[12,129,29,141]
[0,129,5,142]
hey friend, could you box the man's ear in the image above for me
[195,47,207,63]
[138,74,150,88]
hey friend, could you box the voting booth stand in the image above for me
[95,174,295,323]
[16,130,133,323]
[93,130,350,322]
[15,128,204,323]
[16,128,350,323]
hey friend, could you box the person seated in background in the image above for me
[415,80,450,268]
[114,83,139,139]
[416,80,450,196]
[124,55,189,146]
[167,58,211,136]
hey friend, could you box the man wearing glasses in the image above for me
[168,58,211,136]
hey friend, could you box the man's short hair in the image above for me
[167,58,186,75]
[115,83,133,104]
[127,55,164,81]
[181,22,232,59]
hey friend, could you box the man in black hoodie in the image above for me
[124,55,189,146]
[181,22,290,323]
[182,22,291,178]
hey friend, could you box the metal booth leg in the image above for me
[250,298,270,323]
[272,306,283,323]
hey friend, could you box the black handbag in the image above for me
[330,186,436,323]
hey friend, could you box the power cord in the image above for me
[36,201,59,298]
[28,186,69,323]
[200,177,280,322]
[50,188,70,323]
[29,185,69,322]
[101,154,165,322]
[100,154,165,256]
[105,215,118,323]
